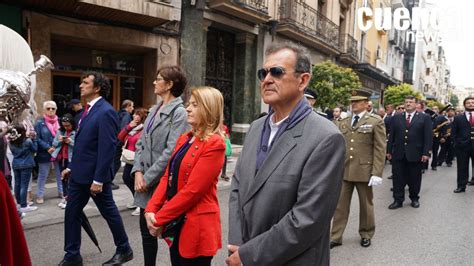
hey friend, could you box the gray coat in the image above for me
[228,112,346,266]
[132,97,189,208]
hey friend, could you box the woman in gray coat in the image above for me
[132,66,189,266]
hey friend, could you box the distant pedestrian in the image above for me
[69,99,83,126]
[451,97,474,193]
[117,107,147,216]
[34,101,63,204]
[8,124,38,213]
[51,114,76,209]
[387,96,432,209]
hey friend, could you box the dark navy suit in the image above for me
[451,113,474,189]
[387,111,432,203]
[64,97,130,260]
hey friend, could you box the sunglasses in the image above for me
[397,107,405,110]
[46,107,56,111]
[257,67,301,81]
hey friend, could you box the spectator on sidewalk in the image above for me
[145,86,226,266]
[34,101,63,204]
[51,114,76,209]
[131,65,189,266]
[8,124,38,213]
[117,107,147,216]
[111,99,135,190]
[69,99,83,127]
[221,124,231,181]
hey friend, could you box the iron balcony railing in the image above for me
[234,0,269,14]
[339,33,358,59]
[279,0,340,49]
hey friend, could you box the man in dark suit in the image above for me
[451,96,474,193]
[59,72,133,266]
[437,107,454,167]
[387,96,432,209]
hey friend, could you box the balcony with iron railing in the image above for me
[339,33,359,65]
[207,0,270,24]
[276,0,340,55]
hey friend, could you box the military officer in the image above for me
[304,88,328,118]
[330,89,386,249]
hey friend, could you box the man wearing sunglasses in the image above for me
[228,43,345,266]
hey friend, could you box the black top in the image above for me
[166,138,192,200]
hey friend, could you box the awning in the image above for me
[352,63,400,86]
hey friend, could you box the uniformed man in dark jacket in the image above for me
[387,96,433,209]
[304,88,328,118]
[437,107,455,167]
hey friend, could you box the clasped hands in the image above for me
[144,212,163,237]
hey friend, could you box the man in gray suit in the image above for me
[227,43,346,266]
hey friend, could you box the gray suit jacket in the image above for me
[229,112,346,265]
[132,97,189,208]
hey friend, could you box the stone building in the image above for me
[1,0,182,115]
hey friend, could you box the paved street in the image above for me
[23,160,474,265]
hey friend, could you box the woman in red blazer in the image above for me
[145,86,225,265]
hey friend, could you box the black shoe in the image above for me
[390,187,393,191]
[58,256,83,266]
[446,163,452,167]
[360,238,371,247]
[387,175,393,179]
[431,167,437,171]
[421,169,425,174]
[103,249,133,265]
[453,187,466,193]
[111,183,120,190]
[221,175,230,181]
[330,241,342,249]
[411,200,420,208]
[437,163,442,167]
[388,201,403,209]
[468,181,474,186]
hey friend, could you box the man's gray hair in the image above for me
[265,42,312,74]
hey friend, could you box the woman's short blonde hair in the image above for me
[190,87,225,139]
[43,100,57,110]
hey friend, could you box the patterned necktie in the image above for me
[78,104,90,130]
[352,115,359,128]
[406,114,411,127]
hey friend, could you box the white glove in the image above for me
[368,176,383,187]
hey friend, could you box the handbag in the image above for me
[120,138,135,164]
[160,214,186,238]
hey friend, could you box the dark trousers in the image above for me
[139,208,158,266]
[59,159,69,197]
[64,180,130,261]
[221,156,227,177]
[431,139,440,168]
[169,227,212,266]
[112,144,123,181]
[13,168,33,208]
[438,138,454,165]
[122,163,134,195]
[392,156,423,202]
[455,148,474,188]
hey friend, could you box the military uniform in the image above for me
[437,115,454,166]
[331,90,386,247]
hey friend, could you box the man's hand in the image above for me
[47,147,55,154]
[90,183,103,196]
[61,169,71,181]
[421,155,430,162]
[226,245,242,266]
[135,172,147,193]
[386,153,392,160]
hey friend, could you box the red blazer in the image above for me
[145,132,225,258]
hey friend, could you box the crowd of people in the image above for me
[4,42,474,266]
